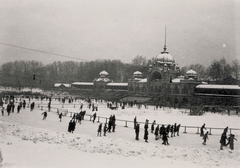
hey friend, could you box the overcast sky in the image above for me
[0,0,239,67]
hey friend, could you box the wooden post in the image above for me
[124,121,128,127]
[196,127,200,134]
[183,126,187,133]
[209,128,212,135]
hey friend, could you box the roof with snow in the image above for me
[196,84,240,90]
[107,83,128,86]
[54,83,71,87]
[71,82,93,86]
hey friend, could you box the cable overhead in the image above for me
[0,42,87,61]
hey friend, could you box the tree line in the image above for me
[0,56,239,89]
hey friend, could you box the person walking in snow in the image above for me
[154,125,160,140]
[112,114,116,132]
[200,123,206,137]
[97,123,102,137]
[92,112,97,123]
[17,103,21,113]
[162,130,169,145]
[41,111,47,120]
[59,112,63,122]
[159,125,165,138]
[202,131,209,145]
[226,134,237,150]
[220,133,226,150]
[68,119,76,133]
[151,120,156,133]
[134,116,137,129]
[135,123,140,140]
[103,123,108,136]
[176,124,181,136]
[144,128,149,143]
[6,104,11,116]
[222,126,228,146]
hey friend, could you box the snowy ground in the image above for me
[0,99,240,168]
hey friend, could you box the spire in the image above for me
[161,26,169,54]
[164,25,167,51]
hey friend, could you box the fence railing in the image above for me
[38,104,240,135]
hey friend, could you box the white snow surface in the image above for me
[0,99,240,168]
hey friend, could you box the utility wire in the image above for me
[0,42,87,61]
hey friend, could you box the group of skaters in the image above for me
[134,117,181,145]
[200,123,237,150]
[97,114,116,137]
[1,99,29,116]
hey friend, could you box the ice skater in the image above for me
[59,112,63,122]
[226,134,237,150]
[41,111,47,120]
[200,123,206,137]
[202,131,209,145]
[97,123,102,137]
[135,123,140,140]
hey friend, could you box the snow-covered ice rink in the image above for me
[0,99,240,168]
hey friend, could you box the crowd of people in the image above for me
[0,97,238,151]
[134,117,181,145]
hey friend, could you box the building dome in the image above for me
[156,53,175,64]
[133,71,142,75]
[99,70,109,78]
[133,71,143,79]
[186,69,197,76]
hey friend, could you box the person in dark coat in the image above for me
[108,116,112,132]
[135,123,140,140]
[134,116,137,129]
[103,123,108,136]
[17,104,21,113]
[226,134,237,150]
[220,133,226,150]
[151,120,156,133]
[200,123,206,137]
[30,102,35,111]
[92,112,97,123]
[41,111,47,120]
[112,115,116,132]
[22,100,26,109]
[59,112,63,122]
[97,123,102,137]
[162,131,169,145]
[144,129,149,143]
[69,120,76,133]
[144,119,149,130]
[6,104,11,116]
[176,124,181,136]
[222,127,228,146]
[159,125,165,138]
[154,125,160,140]
[202,131,209,145]
[11,104,15,113]
[170,125,174,137]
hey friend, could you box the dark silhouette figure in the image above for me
[135,123,140,140]
[200,123,206,137]
[97,123,102,137]
[202,131,209,145]
[103,123,108,136]
[92,113,97,123]
[41,111,47,120]
[59,113,63,122]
